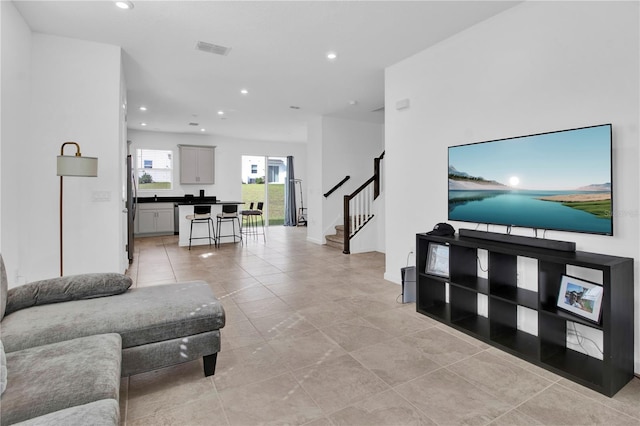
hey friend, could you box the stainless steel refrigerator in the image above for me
[126,155,137,263]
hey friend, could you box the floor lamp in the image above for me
[57,142,98,276]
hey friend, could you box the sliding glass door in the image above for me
[241,155,288,226]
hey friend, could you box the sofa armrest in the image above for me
[5,273,132,316]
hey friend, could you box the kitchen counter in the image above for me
[137,196,218,204]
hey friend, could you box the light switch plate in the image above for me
[92,190,111,202]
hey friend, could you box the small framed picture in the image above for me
[556,275,604,323]
[426,242,449,278]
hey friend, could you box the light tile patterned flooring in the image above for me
[122,227,640,426]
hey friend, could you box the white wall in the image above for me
[306,117,324,244]
[128,129,307,204]
[385,1,639,372]
[1,9,124,284]
[306,116,384,246]
[119,65,129,272]
[1,1,32,284]
[322,117,385,233]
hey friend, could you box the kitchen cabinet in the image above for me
[179,145,215,184]
[135,203,174,235]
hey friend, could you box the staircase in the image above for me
[324,213,375,251]
[325,224,346,250]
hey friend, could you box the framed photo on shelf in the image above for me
[556,274,603,323]
[426,242,449,278]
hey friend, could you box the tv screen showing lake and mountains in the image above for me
[448,125,612,235]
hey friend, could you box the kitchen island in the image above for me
[176,202,243,247]
[135,196,243,246]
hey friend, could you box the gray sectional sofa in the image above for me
[0,256,225,425]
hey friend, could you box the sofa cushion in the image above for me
[5,273,132,315]
[12,399,119,426]
[1,254,7,320]
[122,330,221,376]
[0,334,121,426]
[0,340,6,395]
[1,281,225,353]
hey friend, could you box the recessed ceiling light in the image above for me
[217,111,224,115]
[140,122,147,126]
[240,89,249,95]
[326,51,338,61]
[349,100,358,106]
[200,128,206,132]
[114,1,134,10]
[139,106,147,111]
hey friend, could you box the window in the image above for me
[251,164,258,174]
[268,165,279,183]
[137,149,173,190]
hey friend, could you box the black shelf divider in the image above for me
[491,285,538,309]
[416,233,634,397]
[450,276,489,294]
[492,328,539,360]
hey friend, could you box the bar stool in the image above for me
[241,202,256,239]
[216,204,242,247]
[241,202,265,242]
[186,205,216,250]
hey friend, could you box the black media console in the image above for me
[416,232,634,397]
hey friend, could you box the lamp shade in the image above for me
[57,155,98,177]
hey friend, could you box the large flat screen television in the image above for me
[448,124,612,236]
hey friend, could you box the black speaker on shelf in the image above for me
[458,229,576,252]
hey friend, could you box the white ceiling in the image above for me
[13,0,520,142]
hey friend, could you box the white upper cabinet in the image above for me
[179,145,215,184]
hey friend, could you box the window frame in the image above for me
[136,148,174,191]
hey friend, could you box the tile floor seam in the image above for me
[441,356,558,417]
[292,353,393,420]
[210,376,232,426]
[552,380,640,422]
[485,350,564,383]
[316,318,394,355]
[215,346,290,391]
[389,364,450,392]
[487,408,540,426]
[501,381,585,425]
[286,369,335,420]
[385,385,443,426]
[407,366,518,426]
[164,239,180,283]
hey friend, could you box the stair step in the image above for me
[325,238,343,250]
[325,234,343,244]
[326,215,374,252]
[325,233,344,250]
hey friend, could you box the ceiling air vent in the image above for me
[188,122,199,126]
[196,41,231,56]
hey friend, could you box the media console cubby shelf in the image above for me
[416,233,634,397]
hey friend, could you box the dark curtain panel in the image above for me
[284,156,297,226]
